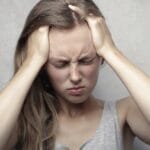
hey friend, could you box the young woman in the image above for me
[0,0,150,149]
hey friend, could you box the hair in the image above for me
[14,0,104,149]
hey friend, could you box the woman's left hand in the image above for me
[68,5,116,57]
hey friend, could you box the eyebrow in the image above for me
[50,57,70,62]
[79,55,96,60]
[50,53,96,62]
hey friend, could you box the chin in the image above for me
[64,94,89,104]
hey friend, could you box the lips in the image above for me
[67,86,85,96]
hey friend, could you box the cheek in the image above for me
[46,65,68,85]
[82,64,99,80]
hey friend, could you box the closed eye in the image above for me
[79,57,96,65]
[53,61,69,68]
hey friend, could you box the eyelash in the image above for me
[79,58,95,65]
[54,58,95,68]
[54,62,69,68]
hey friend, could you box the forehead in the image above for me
[49,23,96,58]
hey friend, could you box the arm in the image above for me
[94,19,150,143]
[101,45,150,123]
[69,5,150,143]
[92,17,150,143]
[0,26,50,149]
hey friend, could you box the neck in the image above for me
[57,95,96,118]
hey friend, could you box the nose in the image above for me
[69,64,82,84]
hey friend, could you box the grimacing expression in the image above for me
[46,23,102,104]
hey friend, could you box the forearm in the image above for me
[102,47,150,122]
[0,56,44,148]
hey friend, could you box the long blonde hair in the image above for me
[14,0,104,149]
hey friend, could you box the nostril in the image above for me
[70,77,82,84]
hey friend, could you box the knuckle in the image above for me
[38,27,47,33]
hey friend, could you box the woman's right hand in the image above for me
[0,26,50,149]
[26,26,50,65]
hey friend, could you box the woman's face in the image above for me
[46,23,101,104]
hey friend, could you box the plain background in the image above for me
[0,0,149,149]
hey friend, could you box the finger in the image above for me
[68,5,86,19]
[38,26,49,32]
[68,5,102,25]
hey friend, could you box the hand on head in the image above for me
[68,5,116,57]
[26,26,50,64]
[26,4,116,65]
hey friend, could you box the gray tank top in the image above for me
[55,101,124,150]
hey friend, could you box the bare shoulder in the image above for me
[116,96,143,128]
[116,96,133,110]
[116,96,138,119]
[117,96,150,144]
[117,96,148,121]
[115,96,130,126]
[116,97,136,149]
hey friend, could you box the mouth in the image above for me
[67,86,85,96]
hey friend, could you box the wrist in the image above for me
[99,45,119,59]
[25,54,46,68]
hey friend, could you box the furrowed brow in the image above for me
[50,57,70,62]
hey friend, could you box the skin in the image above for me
[46,23,101,116]
[44,21,149,150]
[0,4,150,150]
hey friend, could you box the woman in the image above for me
[0,0,150,149]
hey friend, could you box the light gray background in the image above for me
[0,0,149,149]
